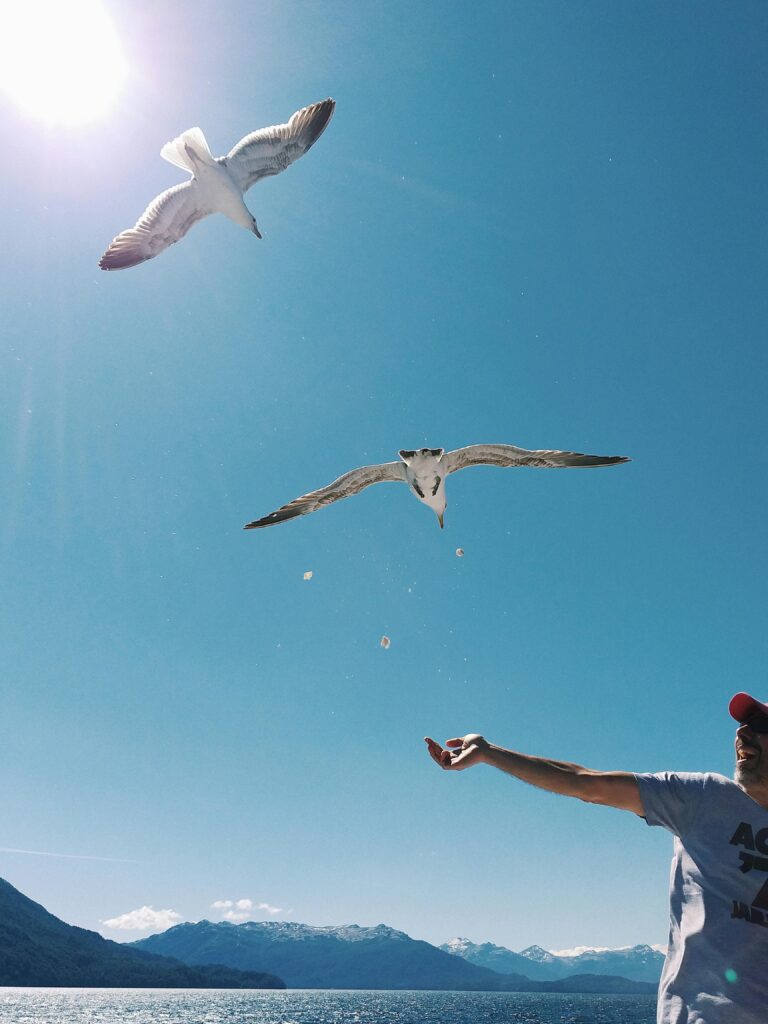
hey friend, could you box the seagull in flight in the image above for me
[99,98,335,270]
[244,443,631,531]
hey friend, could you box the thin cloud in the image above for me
[347,157,460,211]
[102,906,182,932]
[211,897,283,922]
[548,945,613,957]
[344,156,515,242]
[0,846,137,863]
[548,943,666,957]
[257,902,283,915]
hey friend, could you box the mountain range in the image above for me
[440,936,665,984]
[0,876,659,993]
[135,920,514,991]
[134,919,658,993]
[0,878,283,988]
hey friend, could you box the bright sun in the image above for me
[0,0,127,126]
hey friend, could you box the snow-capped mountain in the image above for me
[441,937,664,983]
[133,919,529,990]
[519,944,560,964]
[134,920,657,991]
[440,937,563,980]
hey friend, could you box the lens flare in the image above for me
[0,0,127,126]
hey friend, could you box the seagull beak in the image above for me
[437,513,444,529]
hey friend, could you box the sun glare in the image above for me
[0,0,127,126]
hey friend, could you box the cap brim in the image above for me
[729,692,768,722]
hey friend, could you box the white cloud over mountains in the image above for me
[100,896,286,933]
[549,943,668,957]
[211,897,283,922]
[102,905,183,932]
[549,945,614,957]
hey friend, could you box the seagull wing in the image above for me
[244,460,406,529]
[443,443,631,474]
[222,98,335,193]
[99,181,211,270]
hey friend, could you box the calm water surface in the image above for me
[0,989,656,1024]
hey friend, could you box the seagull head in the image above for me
[398,448,447,527]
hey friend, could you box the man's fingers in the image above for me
[426,734,485,772]
[425,736,461,770]
[424,737,446,765]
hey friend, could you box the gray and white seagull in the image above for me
[244,443,631,531]
[99,98,335,270]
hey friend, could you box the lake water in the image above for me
[0,989,656,1023]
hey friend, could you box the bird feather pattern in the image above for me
[244,461,406,529]
[443,444,630,473]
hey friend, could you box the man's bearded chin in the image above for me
[735,751,761,784]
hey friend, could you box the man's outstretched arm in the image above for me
[424,734,643,815]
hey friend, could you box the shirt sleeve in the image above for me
[634,771,708,838]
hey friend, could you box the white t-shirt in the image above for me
[636,771,768,1024]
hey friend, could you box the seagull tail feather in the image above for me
[160,127,214,173]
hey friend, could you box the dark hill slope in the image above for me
[0,878,284,988]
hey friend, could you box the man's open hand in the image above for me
[424,734,489,770]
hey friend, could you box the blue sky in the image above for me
[1,0,767,954]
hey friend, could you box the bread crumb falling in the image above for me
[380,635,391,649]
[303,571,313,580]
[455,548,465,557]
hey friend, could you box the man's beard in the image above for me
[735,756,760,784]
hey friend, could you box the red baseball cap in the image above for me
[729,692,768,722]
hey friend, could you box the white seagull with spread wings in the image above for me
[244,444,631,531]
[99,98,335,270]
